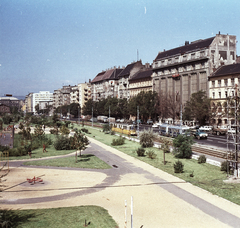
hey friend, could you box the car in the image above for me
[152,123,159,128]
[228,128,236,134]
[147,119,153,125]
[192,129,208,139]
[199,126,213,131]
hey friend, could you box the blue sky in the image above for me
[1,0,240,97]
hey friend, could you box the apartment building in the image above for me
[32,91,53,113]
[53,85,71,109]
[152,33,237,105]
[91,67,123,101]
[209,63,240,126]
[128,66,153,98]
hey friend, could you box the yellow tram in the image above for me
[111,123,137,136]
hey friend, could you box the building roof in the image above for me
[210,63,240,78]
[0,96,19,100]
[129,69,153,81]
[154,37,215,61]
[91,68,123,83]
[117,61,142,78]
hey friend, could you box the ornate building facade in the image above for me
[152,33,237,106]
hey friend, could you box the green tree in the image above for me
[183,90,211,126]
[172,134,194,159]
[128,91,159,122]
[71,129,89,162]
[35,104,40,114]
[82,99,97,116]
[70,103,80,118]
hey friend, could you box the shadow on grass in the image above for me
[0,209,36,228]
[77,154,94,163]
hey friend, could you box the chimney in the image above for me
[185,41,189,45]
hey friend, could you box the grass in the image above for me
[81,125,240,206]
[0,206,118,228]
[23,154,111,169]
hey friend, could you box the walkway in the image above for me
[1,137,240,227]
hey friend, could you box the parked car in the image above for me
[147,119,153,125]
[199,126,213,131]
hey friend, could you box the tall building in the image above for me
[30,91,53,114]
[152,33,237,105]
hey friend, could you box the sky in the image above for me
[1,0,240,97]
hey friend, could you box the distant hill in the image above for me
[15,96,25,100]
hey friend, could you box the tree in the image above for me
[35,104,40,114]
[128,91,159,122]
[82,99,97,116]
[70,103,80,118]
[183,90,211,126]
[172,134,194,159]
[71,129,89,162]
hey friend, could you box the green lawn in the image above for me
[23,153,111,169]
[82,125,240,206]
[0,206,118,228]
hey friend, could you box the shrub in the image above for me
[59,125,70,135]
[198,155,206,164]
[174,160,184,173]
[136,147,145,157]
[81,128,89,134]
[173,134,194,159]
[220,161,233,174]
[111,136,125,146]
[139,129,156,148]
[54,136,71,150]
[146,149,157,159]
[102,124,111,133]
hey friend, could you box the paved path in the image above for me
[1,137,240,227]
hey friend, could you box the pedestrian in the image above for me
[43,144,47,153]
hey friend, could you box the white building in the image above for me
[32,91,53,114]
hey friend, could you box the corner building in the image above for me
[152,33,237,105]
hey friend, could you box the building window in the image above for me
[224,79,228,86]
[231,78,234,86]
[200,51,205,57]
[212,81,215,88]
[219,92,221,98]
[212,92,215,99]
[225,91,228,98]
[191,53,195,59]
[218,80,221,87]
[183,55,187,61]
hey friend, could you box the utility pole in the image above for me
[92,106,93,127]
[137,106,139,138]
[109,106,110,126]
[234,84,238,177]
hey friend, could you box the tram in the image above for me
[111,123,137,136]
[159,124,190,137]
